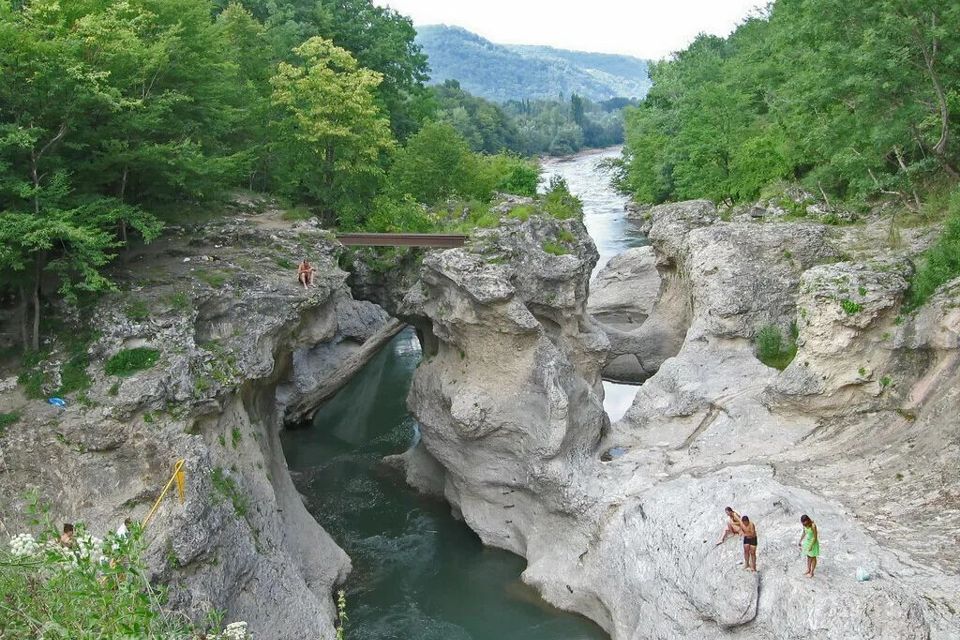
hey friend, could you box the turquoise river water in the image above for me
[281,147,644,639]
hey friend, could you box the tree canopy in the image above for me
[622,0,960,206]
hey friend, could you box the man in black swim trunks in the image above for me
[740,515,758,572]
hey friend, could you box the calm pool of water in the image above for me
[282,147,645,639]
[282,330,607,639]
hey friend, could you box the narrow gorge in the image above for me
[1,150,959,640]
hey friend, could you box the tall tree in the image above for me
[270,37,394,225]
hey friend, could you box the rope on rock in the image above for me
[142,459,186,528]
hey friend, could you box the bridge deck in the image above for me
[335,232,467,248]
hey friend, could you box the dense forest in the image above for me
[416,25,650,103]
[621,0,959,208]
[0,0,551,351]
[430,80,635,156]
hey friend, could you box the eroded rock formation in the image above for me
[398,207,960,639]
[0,211,395,639]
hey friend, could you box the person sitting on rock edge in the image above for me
[297,259,316,290]
[799,514,819,577]
[716,506,742,545]
[740,515,758,572]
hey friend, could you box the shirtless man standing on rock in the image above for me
[741,515,758,572]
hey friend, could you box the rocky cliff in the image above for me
[0,204,397,638]
[396,206,960,638]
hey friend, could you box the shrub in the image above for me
[840,299,862,315]
[507,204,535,221]
[0,517,233,639]
[211,467,249,518]
[483,154,540,196]
[542,241,569,256]
[0,411,19,435]
[105,348,161,376]
[388,122,487,204]
[124,299,150,321]
[905,188,960,310]
[17,350,48,399]
[196,270,228,288]
[282,206,313,221]
[755,324,797,370]
[168,291,191,311]
[541,176,583,220]
[363,194,435,232]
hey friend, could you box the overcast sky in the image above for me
[376,0,765,60]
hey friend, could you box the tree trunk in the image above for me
[918,18,958,178]
[30,253,45,352]
[18,284,29,352]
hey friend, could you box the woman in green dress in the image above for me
[798,514,820,577]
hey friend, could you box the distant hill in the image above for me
[415,25,651,103]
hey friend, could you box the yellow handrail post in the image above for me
[142,459,186,529]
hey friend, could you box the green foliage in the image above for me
[541,176,584,220]
[508,205,535,221]
[16,329,94,398]
[17,350,47,399]
[105,348,161,377]
[168,292,191,312]
[755,324,798,370]
[623,1,960,206]
[906,189,960,310]
[0,521,213,638]
[124,299,150,322]
[363,195,434,233]
[196,270,229,288]
[387,122,485,204]
[231,427,242,448]
[0,411,19,435]
[211,467,249,518]
[483,154,540,197]
[430,79,520,153]
[429,78,635,157]
[542,241,569,256]
[336,590,348,640]
[281,206,314,221]
[270,37,394,224]
[840,299,863,315]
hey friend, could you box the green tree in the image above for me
[570,93,585,127]
[387,122,484,204]
[270,36,394,224]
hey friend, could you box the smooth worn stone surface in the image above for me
[400,209,960,639]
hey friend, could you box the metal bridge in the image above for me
[335,232,467,248]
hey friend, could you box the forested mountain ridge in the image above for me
[416,25,650,102]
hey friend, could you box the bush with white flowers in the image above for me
[9,532,40,557]
[1,510,253,639]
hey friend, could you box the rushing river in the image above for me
[282,147,644,639]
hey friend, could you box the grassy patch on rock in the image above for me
[542,241,570,256]
[0,411,20,435]
[905,189,960,311]
[105,348,161,377]
[754,324,798,370]
[211,467,249,518]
